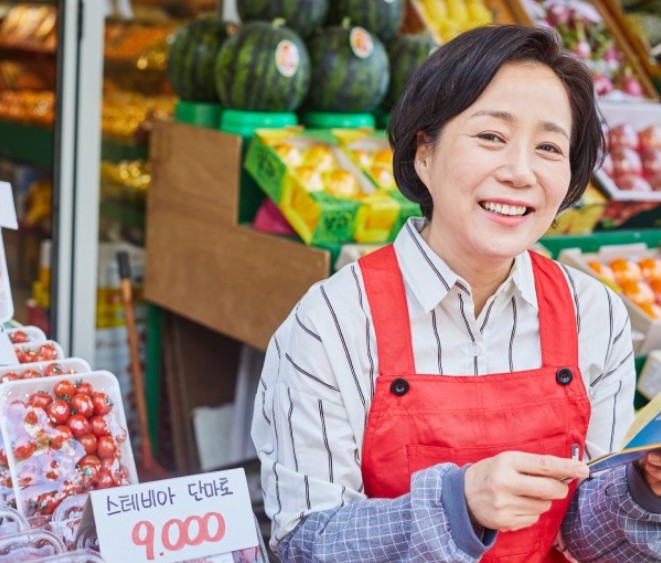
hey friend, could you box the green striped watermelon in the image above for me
[383,34,436,110]
[305,25,389,112]
[166,17,237,102]
[327,0,404,41]
[215,21,311,112]
[237,0,328,38]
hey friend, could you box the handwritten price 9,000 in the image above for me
[132,512,226,560]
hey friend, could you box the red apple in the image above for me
[639,125,661,152]
[611,147,643,177]
[609,123,640,151]
[614,173,652,192]
[642,149,661,178]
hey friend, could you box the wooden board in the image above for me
[144,121,331,351]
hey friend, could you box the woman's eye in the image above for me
[477,133,503,142]
[538,143,562,154]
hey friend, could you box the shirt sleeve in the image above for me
[251,281,495,561]
[562,289,661,560]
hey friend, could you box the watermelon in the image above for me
[383,34,436,110]
[215,21,311,112]
[166,17,237,102]
[326,0,404,41]
[237,0,328,38]
[305,25,389,112]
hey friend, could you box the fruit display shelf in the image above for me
[507,0,658,100]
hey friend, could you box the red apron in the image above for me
[359,246,590,562]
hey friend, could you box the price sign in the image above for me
[85,468,258,563]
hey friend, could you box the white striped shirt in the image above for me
[252,216,640,558]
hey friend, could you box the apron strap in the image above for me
[529,251,579,368]
[359,245,416,375]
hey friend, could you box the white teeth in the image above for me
[482,201,527,216]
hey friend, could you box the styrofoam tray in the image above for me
[0,371,138,518]
[12,340,64,364]
[6,327,47,346]
[0,358,92,383]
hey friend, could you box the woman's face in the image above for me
[415,61,573,268]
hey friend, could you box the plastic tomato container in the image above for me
[12,341,64,365]
[0,358,93,508]
[6,328,47,346]
[0,371,138,518]
[0,507,28,537]
[0,528,65,560]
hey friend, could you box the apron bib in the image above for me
[359,246,590,562]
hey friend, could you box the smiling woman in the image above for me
[252,24,661,563]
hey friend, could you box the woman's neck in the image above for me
[421,224,514,318]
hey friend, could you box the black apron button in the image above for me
[391,378,409,396]
[556,368,573,385]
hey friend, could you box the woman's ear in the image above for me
[414,131,431,188]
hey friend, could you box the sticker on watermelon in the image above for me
[350,27,374,59]
[275,40,301,78]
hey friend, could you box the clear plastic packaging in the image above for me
[47,494,87,550]
[6,327,47,346]
[12,341,64,365]
[0,507,28,537]
[0,371,138,517]
[0,528,65,560]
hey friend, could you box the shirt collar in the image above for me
[393,217,539,312]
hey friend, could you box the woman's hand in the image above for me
[639,451,661,496]
[464,451,589,532]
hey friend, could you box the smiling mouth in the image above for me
[479,201,532,216]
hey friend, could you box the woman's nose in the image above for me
[496,146,536,188]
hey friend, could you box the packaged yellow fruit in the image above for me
[370,165,397,190]
[353,149,374,169]
[293,165,325,192]
[467,3,493,24]
[372,148,393,167]
[303,145,337,172]
[420,0,448,22]
[323,169,362,198]
[446,0,469,23]
[274,142,304,167]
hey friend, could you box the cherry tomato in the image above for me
[28,392,52,409]
[71,393,94,418]
[97,436,117,459]
[36,343,58,361]
[13,437,35,461]
[23,411,39,426]
[78,454,101,482]
[66,414,90,438]
[44,363,69,377]
[89,415,110,437]
[53,380,75,400]
[9,330,29,344]
[50,425,72,449]
[20,369,41,380]
[76,381,93,395]
[77,433,97,455]
[47,400,71,425]
[96,468,117,489]
[1,372,18,382]
[91,392,113,416]
[15,348,35,363]
[35,492,61,515]
[0,449,7,467]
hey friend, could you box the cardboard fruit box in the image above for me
[559,243,661,355]
[331,128,422,243]
[244,128,415,245]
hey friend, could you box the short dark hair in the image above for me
[388,24,604,220]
